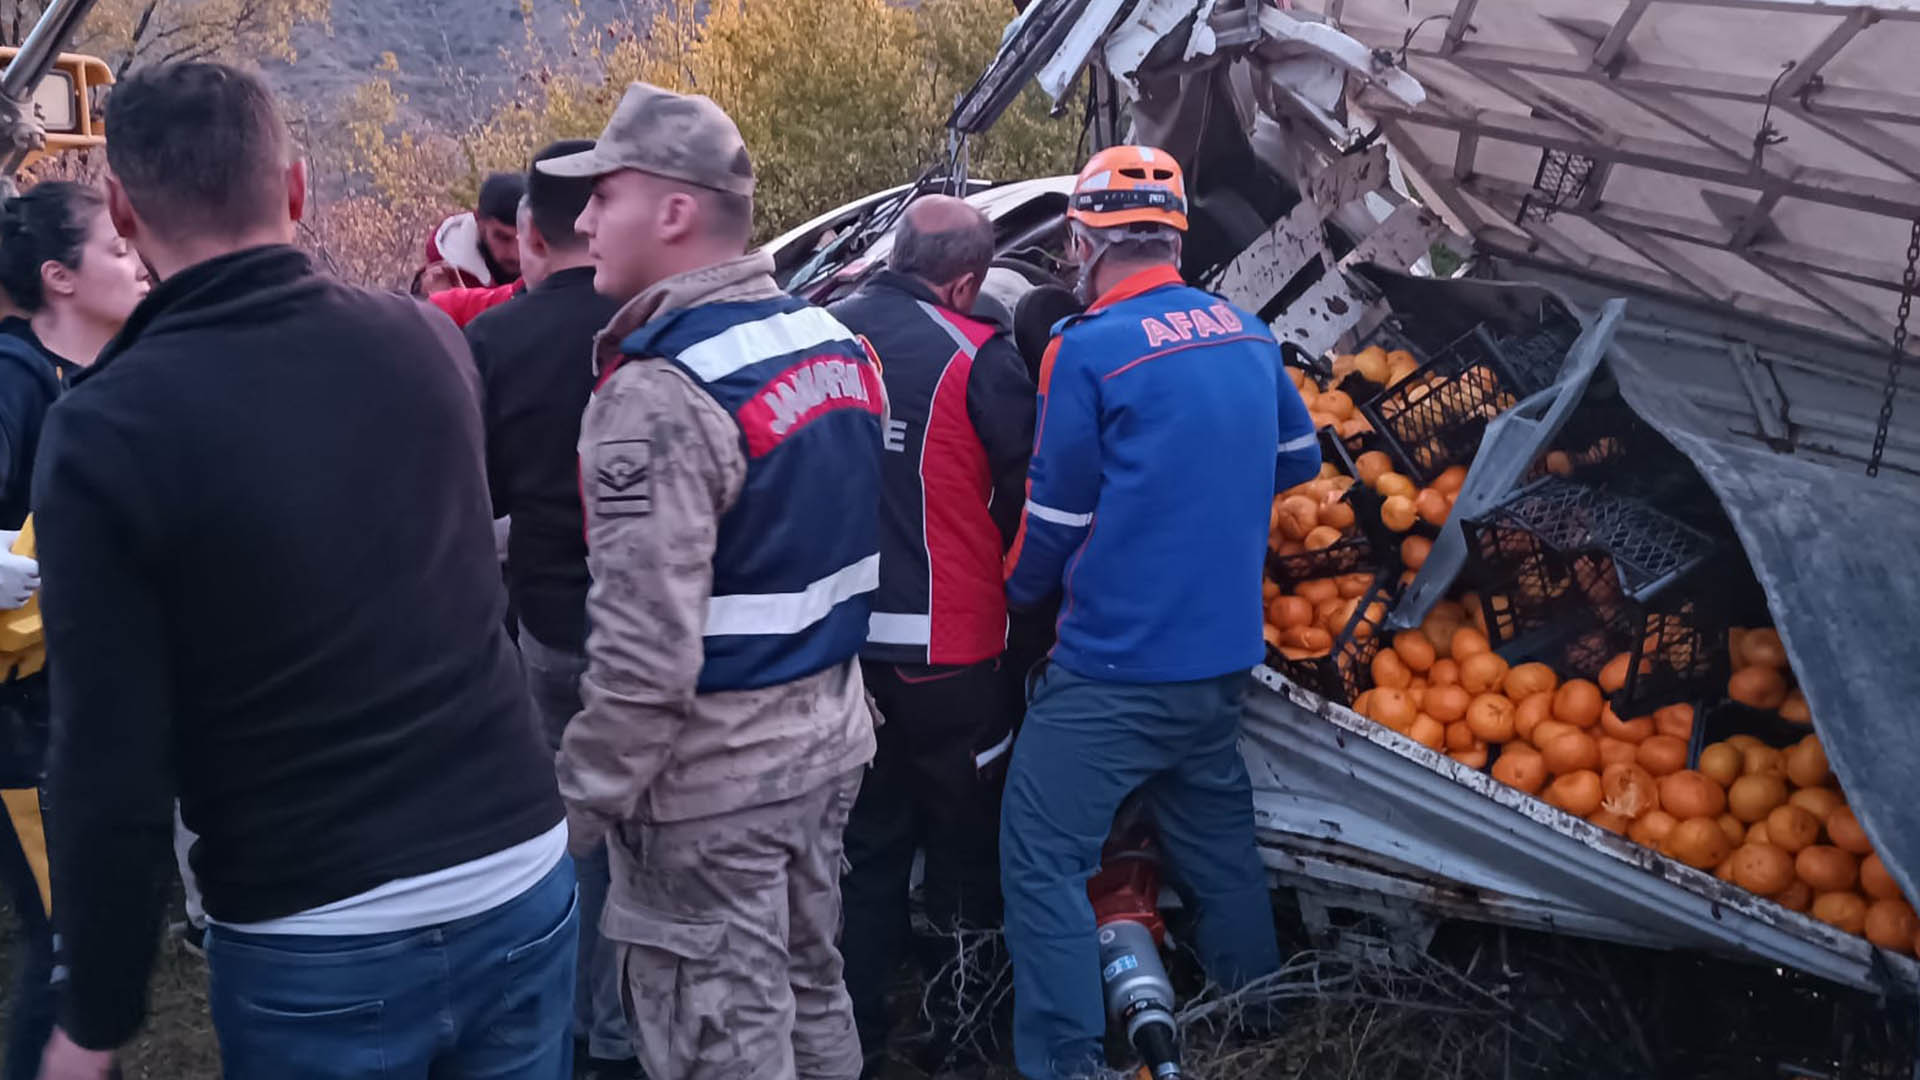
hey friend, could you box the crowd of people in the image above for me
[0,57,1318,1080]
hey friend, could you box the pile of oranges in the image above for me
[1288,344,1423,442]
[1727,626,1811,726]
[1261,572,1386,662]
[1268,463,1362,559]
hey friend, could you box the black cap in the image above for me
[476,172,527,225]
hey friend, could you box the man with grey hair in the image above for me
[541,83,882,1080]
[828,195,1034,1074]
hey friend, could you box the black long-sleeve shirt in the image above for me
[34,245,561,1049]
[467,265,619,653]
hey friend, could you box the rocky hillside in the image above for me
[265,0,648,122]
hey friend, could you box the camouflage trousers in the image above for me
[604,767,865,1080]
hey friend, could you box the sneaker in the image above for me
[167,919,207,959]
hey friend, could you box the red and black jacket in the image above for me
[830,271,1035,667]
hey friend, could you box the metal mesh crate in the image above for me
[1267,572,1400,705]
[1267,428,1399,587]
[1360,325,1521,485]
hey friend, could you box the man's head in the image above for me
[103,62,304,278]
[475,172,526,283]
[1065,144,1188,300]
[536,82,755,301]
[513,197,548,290]
[521,139,597,277]
[892,195,994,315]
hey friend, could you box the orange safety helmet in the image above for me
[1067,145,1189,233]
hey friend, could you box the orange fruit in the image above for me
[1598,652,1636,694]
[1785,737,1832,789]
[1728,665,1789,710]
[1866,899,1919,950]
[1458,652,1509,695]
[1598,736,1639,768]
[1428,658,1460,688]
[1502,662,1558,701]
[1544,770,1603,817]
[1588,809,1631,835]
[1514,692,1554,742]
[1408,714,1446,749]
[1796,846,1859,892]
[1739,628,1788,669]
[1319,500,1356,531]
[1414,489,1450,526]
[1354,450,1394,487]
[1317,389,1355,421]
[1812,892,1868,936]
[1728,774,1789,824]
[1779,690,1812,726]
[1862,853,1903,902]
[1466,694,1518,743]
[1353,348,1391,384]
[1448,745,1489,769]
[1370,650,1412,690]
[1431,465,1468,495]
[1276,495,1320,541]
[1278,626,1333,653]
[1726,734,1765,753]
[1827,807,1873,855]
[1491,746,1546,794]
[1742,745,1787,779]
[1380,495,1417,532]
[1451,627,1491,659]
[1716,814,1746,848]
[1664,817,1733,869]
[1375,473,1416,499]
[1424,684,1471,724]
[1658,771,1726,819]
[1385,349,1418,384]
[1730,844,1795,897]
[1268,595,1313,629]
[1698,742,1741,788]
[1365,687,1415,730]
[1653,703,1695,741]
[1776,880,1813,913]
[1444,720,1477,753]
[1552,679,1603,727]
[1598,706,1654,744]
[1304,525,1343,551]
[1528,719,1578,754]
[1401,535,1432,570]
[1541,731,1601,774]
[1766,805,1821,854]
[1295,578,1339,604]
[1746,821,1771,846]
[1789,787,1845,822]
[1544,450,1573,476]
[1600,762,1659,819]
[1629,809,1679,850]
[1392,630,1436,673]
[1336,572,1374,599]
[1635,735,1689,777]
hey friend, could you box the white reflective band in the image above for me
[866,612,931,646]
[706,553,880,637]
[974,730,1014,771]
[679,307,854,382]
[1278,432,1318,454]
[1025,500,1093,527]
[915,301,981,360]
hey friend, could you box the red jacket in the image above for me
[430,281,522,328]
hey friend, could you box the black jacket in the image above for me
[34,245,562,1049]
[467,265,618,653]
[0,318,67,528]
[830,271,1034,666]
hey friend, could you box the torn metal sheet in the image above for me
[1242,668,1919,993]
[1205,199,1325,311]
[1101,0,1203,89]
[1268,268,1369,356]
[1035,0,1131,103]
[1337,200,1450,273]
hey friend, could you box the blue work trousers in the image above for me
[207,856,579,1079]
[1000,665,1280,1079]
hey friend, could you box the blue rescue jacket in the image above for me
[1004,266,1320,683]
[619,296,885,693]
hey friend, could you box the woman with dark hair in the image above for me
[0,179,146,1080]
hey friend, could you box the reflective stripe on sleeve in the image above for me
[1024,500,1093,528]
[706,553,880,637]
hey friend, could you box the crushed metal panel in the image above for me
[1102,0,1204,88]
[1268,268,1370,355]
[1338,200,1451,272]
[1036,0,1132,102]
[1241,669,1918,992]
[1206,199,1326,310]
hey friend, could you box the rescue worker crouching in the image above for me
[543,82,883,1080]
[999,145,1323,1079]
[828,196,1035,1074]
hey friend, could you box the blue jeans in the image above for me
[207,856,579,1079]
[1000,665,1280,1079]
[520,626,631,1061]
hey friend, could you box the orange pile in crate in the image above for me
[1267,463,1360,558]
[1261,572,1382,661]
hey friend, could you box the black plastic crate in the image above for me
[1489,318,1581,397]
[1359,324,1522,485]
[1686,701,1811,769]
[1462,478,1721,711]
[1266,428,1399,587]
[1267,571,1400,705]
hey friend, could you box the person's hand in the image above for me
[0,531,39,610]
[416,261,463,296]
[37,1029,114,1080]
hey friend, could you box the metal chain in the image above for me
[1868,218,1920,477]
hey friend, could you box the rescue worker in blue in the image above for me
[999,145,1321,1079]
[0,181,147,1080]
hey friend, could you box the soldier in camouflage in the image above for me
[539,84,883,1080]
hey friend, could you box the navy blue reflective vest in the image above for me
[616,296,884,693]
